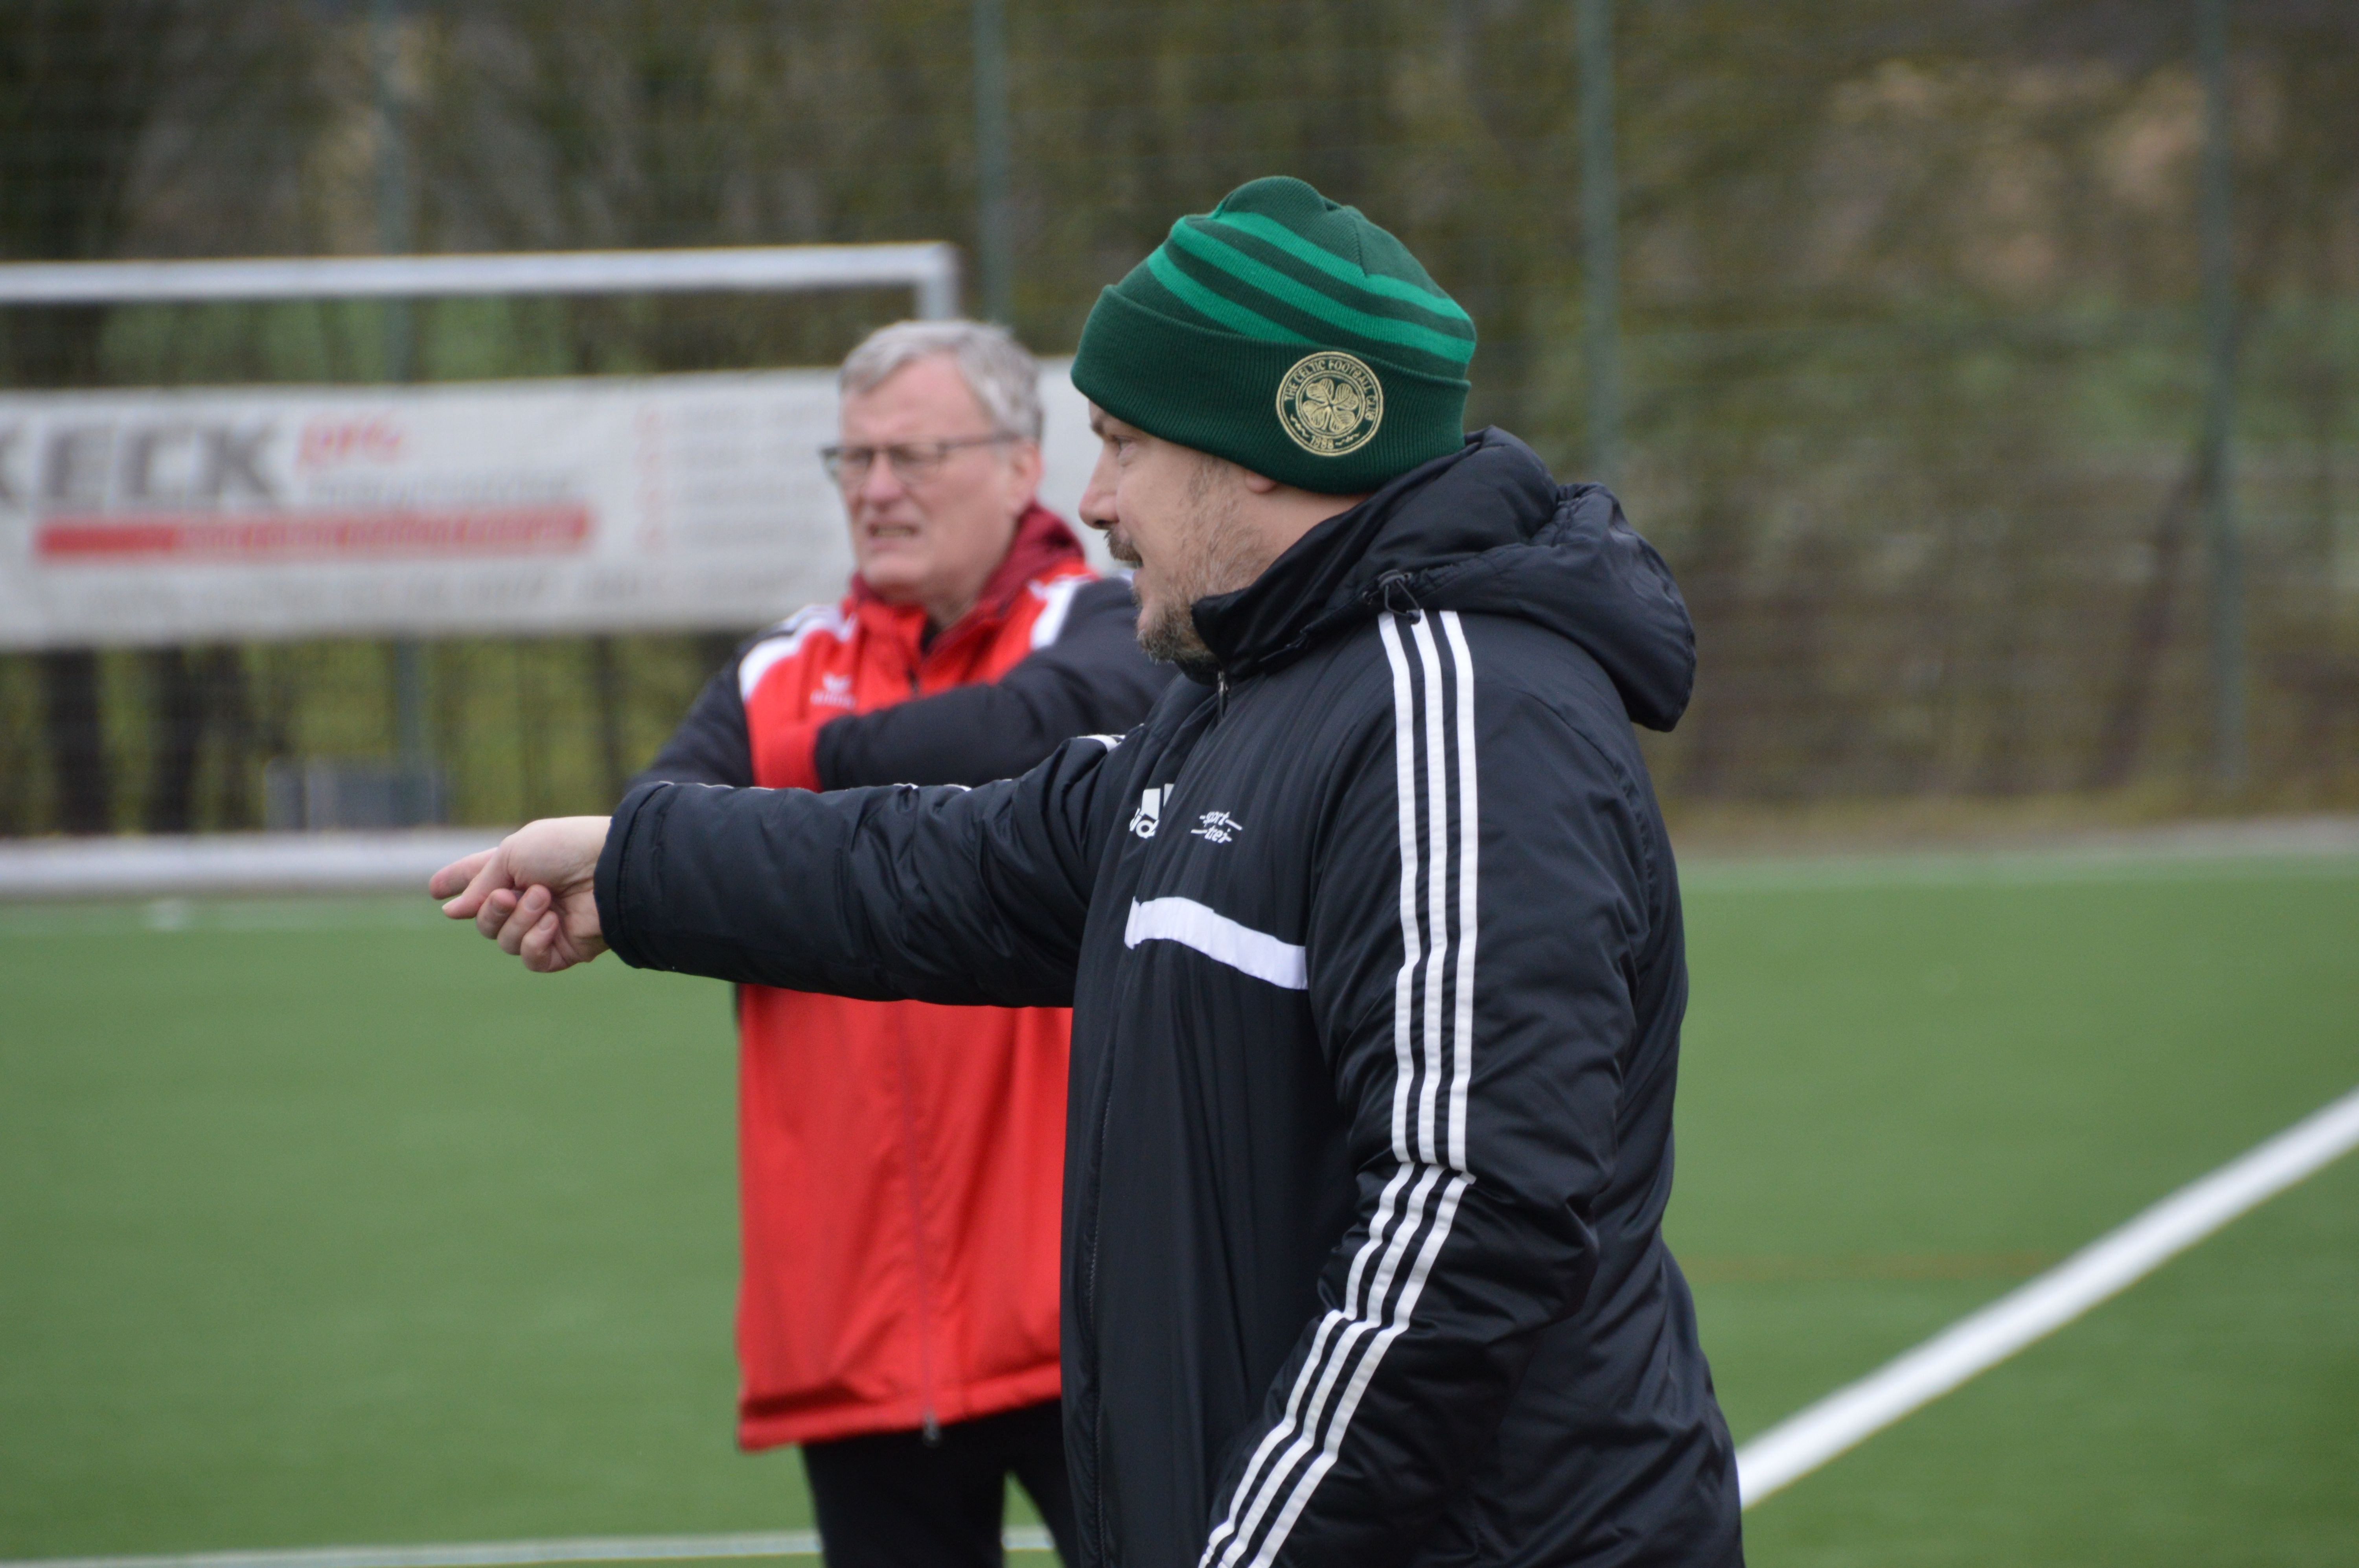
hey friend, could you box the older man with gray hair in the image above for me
[631,318,1167,1567]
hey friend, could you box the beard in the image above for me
[1136,594,1222,680]
[1110,456,1259,681]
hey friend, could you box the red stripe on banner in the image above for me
[35,506,593,560]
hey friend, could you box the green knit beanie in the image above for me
[1070,176,1475,494]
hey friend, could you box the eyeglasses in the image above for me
[819,434,1018,489]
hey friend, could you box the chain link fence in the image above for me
[3,0,2353,834]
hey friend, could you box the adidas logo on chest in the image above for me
[1130,785,1172,839]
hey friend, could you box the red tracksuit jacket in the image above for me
[638,507,1168,1448]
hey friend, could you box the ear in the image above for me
[1005,438,1045,511]
[1240,468,1283,495]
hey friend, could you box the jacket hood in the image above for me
[1191,429,1695,730]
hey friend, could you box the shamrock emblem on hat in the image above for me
[1298,376,1364,437]
[1276,351,1384,457]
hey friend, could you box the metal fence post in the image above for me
[373,0,414,383]
[973,0,1013,325]
[375,0,432,816]
[1577,0,1622,491]
[2198,0,2246,787]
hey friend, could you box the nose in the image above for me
[855,450,908,509]
[1078,447,1117,532]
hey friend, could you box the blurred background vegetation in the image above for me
[1,0,2354,834]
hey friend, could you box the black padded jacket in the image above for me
[596,430,1744,1568]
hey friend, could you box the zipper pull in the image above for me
[1374,570,1423,619]
[922,1411,943,1447]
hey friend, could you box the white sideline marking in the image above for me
[0,1529,1054,1568]
[1735,1079,2359,1508]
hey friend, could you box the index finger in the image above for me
[429,847,498,903]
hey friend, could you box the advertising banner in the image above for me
[0,364,1102,648]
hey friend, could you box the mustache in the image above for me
[1104,527,1143,567]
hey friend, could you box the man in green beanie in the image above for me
[437,176,1742,1566]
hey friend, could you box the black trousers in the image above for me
[800,1398,1078,1568]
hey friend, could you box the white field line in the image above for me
[0,1529,1054,1568]
[1735,1079,2359,1508]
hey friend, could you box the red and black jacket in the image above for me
[635,504,1169,1449]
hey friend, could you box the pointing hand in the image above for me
[429,816,611,972]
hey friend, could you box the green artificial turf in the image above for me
[0,899,784,1552]
[2,855,2354,1562]
[1669,853,2359,1564]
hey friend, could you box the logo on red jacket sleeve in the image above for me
[811,671,857,710]
[737,605,856,704]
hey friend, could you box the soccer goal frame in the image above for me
[0,242,962,885]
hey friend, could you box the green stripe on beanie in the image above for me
[1072,176,1474,494]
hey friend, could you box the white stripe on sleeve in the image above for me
[1123,896,1307,990]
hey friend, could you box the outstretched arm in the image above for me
[434,731,1134,1003]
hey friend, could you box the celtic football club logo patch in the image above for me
[1275,351,1384,458]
